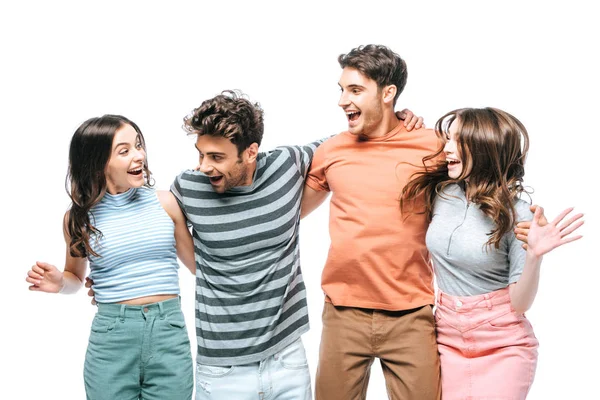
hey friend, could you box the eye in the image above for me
[119,149,128,155]
[212,155,222,161]
[352,89,360,94]
[135,142,143,149]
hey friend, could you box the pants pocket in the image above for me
[277,339,309,370]
[196,363,235,378]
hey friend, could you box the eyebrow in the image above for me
[338,83,366,90]
[114,135,142,149]
[194,144,226,155]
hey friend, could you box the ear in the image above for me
[244,143,259,163]
[382,85,397,105]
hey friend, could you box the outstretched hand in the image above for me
[395,109,424,131]
[526,207,584,258]
[26,261,63,293]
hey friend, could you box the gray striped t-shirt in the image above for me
[171,141,321,366]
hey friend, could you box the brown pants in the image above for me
[315,302,441,400]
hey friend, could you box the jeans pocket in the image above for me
[277,340,309,370]
[90,315,117,333]
[487,310,523,328]
[166,311,187,329]
[196,363,235,378]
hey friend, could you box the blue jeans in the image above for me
[195,338,312,400]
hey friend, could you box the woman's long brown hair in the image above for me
[65,115,152,258]
[401,107,530,249]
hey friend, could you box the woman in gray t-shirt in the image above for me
[401,107,583,400]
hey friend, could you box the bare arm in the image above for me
[158,190,196,275]
[26,212,88,294]
[509,207,584,314]
[300,185,330,219]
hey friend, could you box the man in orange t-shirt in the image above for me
[302,44,441,400]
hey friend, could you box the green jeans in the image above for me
[84,297,193,399]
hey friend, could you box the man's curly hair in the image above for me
[183,90,264,155]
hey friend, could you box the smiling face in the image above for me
[195,135,257,193]
[105,124,146,194]
[444,118,472,180]
[338,67,388,139]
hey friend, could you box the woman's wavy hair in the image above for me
[401,107,530,249]
[182,90,264,155]
[65,115,152,258]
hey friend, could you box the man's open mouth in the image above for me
[346,111,361,121]
[209,176,223,184]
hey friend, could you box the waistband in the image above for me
[96,296,182,319]
[437,287,512,312]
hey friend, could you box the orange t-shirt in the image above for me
[306,122,441,311]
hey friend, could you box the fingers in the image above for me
[414,116,424,130]
[514,227,529,237]
[559,219,585,238]
[529,204,539,213]
[550,207,574,226]
[515,221,531,229]
[557,212,584,232]
[561,234,583,245]
[395,110,407,120]
[533,206,544,224]
[35,261,55,271]
[516,234,529,244]
[85,277,92,288]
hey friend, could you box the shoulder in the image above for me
[157,190,183,221]
[437,183,463,199]
[412,127,440,151]
[514,197,534,220]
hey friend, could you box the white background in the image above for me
[2,1,597,399]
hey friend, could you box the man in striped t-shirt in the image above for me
[171,90,420,399]
[170,90,321,399]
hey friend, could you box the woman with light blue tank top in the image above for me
[26,115,197,399]
[401,108,584,399]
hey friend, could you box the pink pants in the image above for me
[435,287,539,400]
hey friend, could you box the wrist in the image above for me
[526,248,544,263]
[58,277,66,294]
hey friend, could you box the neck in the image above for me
[365,108,401,139]
[242,160,257,186]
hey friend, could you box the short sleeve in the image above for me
[305,140,330,192]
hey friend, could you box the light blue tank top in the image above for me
[88,187,180,303]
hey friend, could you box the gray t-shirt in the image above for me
[426,183,533,296]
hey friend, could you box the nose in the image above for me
[133,147,145,162]
[443,139,454,155]
[199,157,213,174]
[338,90,350,108]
